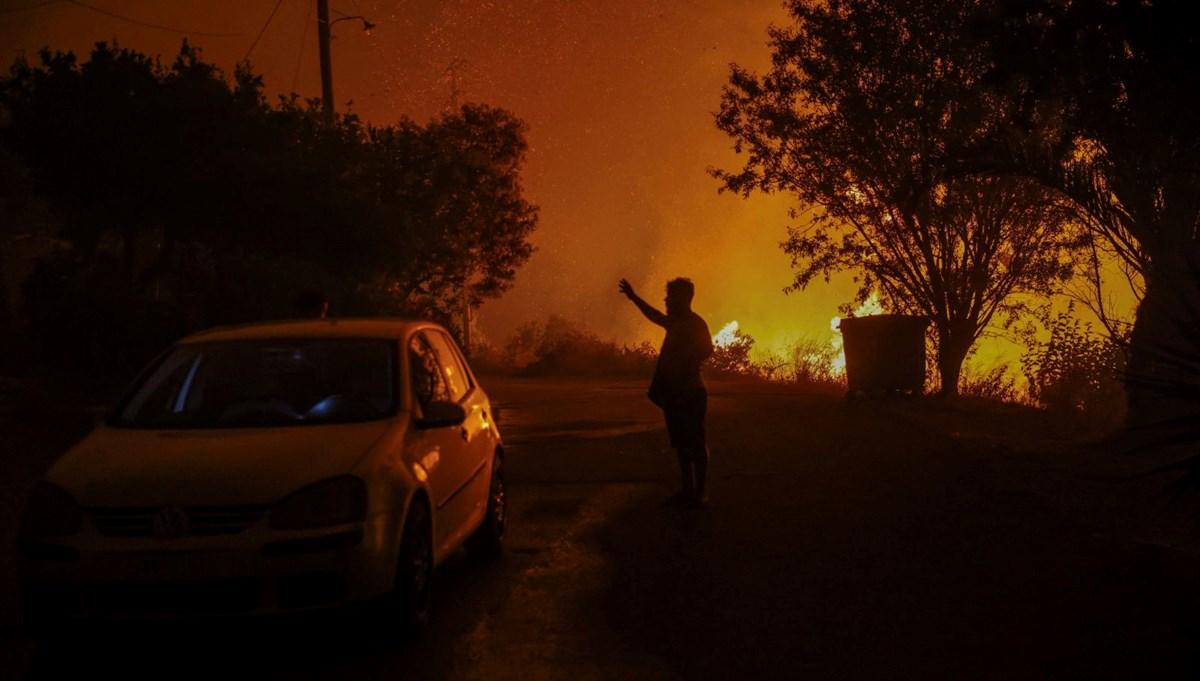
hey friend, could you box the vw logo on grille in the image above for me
[152,506,192,539]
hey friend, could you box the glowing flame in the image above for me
[829,293,884,375]
[713,320,740,348]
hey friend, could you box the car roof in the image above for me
[178,318,440,344]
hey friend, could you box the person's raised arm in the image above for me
[618,278,668,327]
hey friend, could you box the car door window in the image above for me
[424,332,471,402]
[409,333,450,410]
[436,331,474,395]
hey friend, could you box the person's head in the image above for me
[665,277,695,314]
[294,290,329,319]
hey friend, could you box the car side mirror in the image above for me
[417,401,466,429]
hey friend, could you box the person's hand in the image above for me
[618,278,635,299]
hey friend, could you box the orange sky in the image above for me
[1,0,864,356]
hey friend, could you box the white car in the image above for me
[19,318,506,628]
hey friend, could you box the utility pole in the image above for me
[317,0,334,123]
[444,58,475,354]
[461,283,474,357]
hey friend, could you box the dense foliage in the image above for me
[0,42,537,369]
[983,0,1200,428]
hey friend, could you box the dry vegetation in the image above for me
[485,312,1128,435]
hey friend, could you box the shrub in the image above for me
[708,328,757,378]
[1021,306,1126,424]
[21,251,185,372]
[777,337,843,386]
[461,336,508,375]
[505,315,657,377]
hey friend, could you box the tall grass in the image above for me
[492,316,844,391]
[493,314,1131,421]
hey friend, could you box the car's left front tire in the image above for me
[385,498,433,633]
[466,454,506,557]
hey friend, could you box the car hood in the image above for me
[47,420,399,507]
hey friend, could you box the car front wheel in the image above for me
[391,499,433,630]
[466,454,506,556]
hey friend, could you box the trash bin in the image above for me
[837,314,930,399]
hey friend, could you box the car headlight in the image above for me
[270,476,367,530]
[21,482,83,538]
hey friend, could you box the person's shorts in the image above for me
[662,388,707,452]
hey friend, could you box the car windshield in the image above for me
[112,338,397,429]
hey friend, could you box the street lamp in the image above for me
[317,1,375,123]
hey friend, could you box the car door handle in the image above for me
[460,428,469,442]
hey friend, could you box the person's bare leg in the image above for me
[666,448,696,505]
[693,448,708,503]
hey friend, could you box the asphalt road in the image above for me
[4,376,1200,679]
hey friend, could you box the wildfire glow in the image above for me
[829,293,884,375]
[713,320,740,348]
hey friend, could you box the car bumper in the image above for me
[19,521,395,622]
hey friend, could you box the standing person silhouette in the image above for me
[619,277,714,507]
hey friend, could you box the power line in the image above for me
[292,0,313,90]
[63,0,241,37]
[332,2,364,19]
[0,1,65,15]
[243,0,286,62]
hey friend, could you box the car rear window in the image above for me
[111,338,397,429]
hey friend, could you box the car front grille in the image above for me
[88,505,268,537]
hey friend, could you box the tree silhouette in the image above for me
[361,103,538,322]
[984,0,1200,426]
[714,0,1084,395]
[1,42,538,365]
